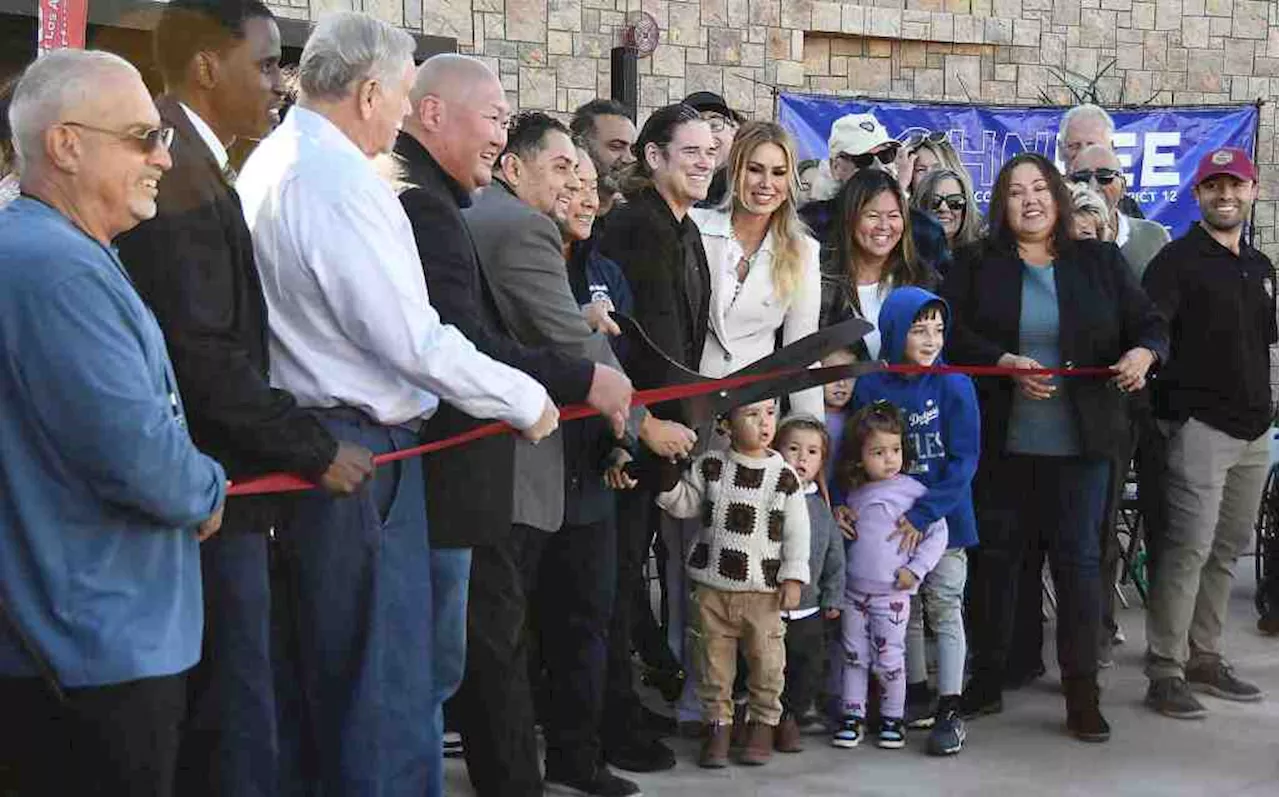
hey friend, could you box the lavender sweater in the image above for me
[843,474,948,597]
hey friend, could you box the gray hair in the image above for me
[1057,103,1115,148]
[1069,181,1111,237]
[9,49,139,173]
[299,11,416,102]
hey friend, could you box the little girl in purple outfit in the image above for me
[831,402,947,751]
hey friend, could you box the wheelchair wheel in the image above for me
[1254,465,1278,621]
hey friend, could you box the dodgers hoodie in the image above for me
[843,475,947,596]
[851,286,980,549]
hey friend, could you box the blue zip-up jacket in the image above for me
[851,286,980,549]
[0,198,226,687]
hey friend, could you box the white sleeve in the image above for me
[286,176,547,429]
[784,237,824,418]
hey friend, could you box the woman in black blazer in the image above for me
[941,153,1168,742]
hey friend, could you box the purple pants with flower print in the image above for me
[839,591,910,720]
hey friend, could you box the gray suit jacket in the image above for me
[1120,215,1172,281]
[464,182,629,532]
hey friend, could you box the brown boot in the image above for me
[737,721,774,766]
[699,723,732,769]
[774,715,802,753]
[729,701,749,748]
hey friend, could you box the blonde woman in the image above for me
[690,120,823,416]
[1067,181,1113,241]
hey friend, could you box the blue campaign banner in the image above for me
[778,93,1258,239]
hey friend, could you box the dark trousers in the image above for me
[781,612,825,718]
[0,672,185,797]
[273,410,434,796]
[970,455,1110,686]
[458,518,617,796]
[176,505,279,797]
[1008,542,1047,680]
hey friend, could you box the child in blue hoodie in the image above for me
[850,286,980,757]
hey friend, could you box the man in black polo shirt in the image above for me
[1142,147,1277,719]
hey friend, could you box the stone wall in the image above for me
[269,0,1279,258]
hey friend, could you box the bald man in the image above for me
[391,54,630,797]
[1069,144,1171,281]
[0,50,226,795]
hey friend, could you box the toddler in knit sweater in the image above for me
[656,398,810,769]
[830,402,946,752]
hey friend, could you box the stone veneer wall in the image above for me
[268,0,1279,258]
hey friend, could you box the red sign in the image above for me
[38,0,88,54]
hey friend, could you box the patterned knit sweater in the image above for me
[658,448,811,593]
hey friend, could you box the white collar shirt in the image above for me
[234,106,547,428]
[179,102,229,171]
[1114,211,1131,248]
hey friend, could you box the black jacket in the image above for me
[940,238,1169,462]
[597,187,711,423]
[1142,223,1277,441]
[116,97,337,486]
[392,132,594,546]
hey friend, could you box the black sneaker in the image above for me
[1145,677,1208,719]
[603,734,676,773]
[545,766,641,797]
[1186,658,1265,703]
[927,698,966,756]
[905,681,937,729]
[876,717,906,749]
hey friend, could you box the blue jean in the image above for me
[275,410,434,796]
[970,455,1110,684]
[905,548,968,696]
[429,546,471,796]
[175,517,278,797]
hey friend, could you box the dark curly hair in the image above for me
[153,0,275,89]
[836,401,915,493]
[500,110,572,164]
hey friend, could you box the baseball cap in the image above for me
[1192,147,1257,186]
[682,91,744,124]
[828,112,897,158]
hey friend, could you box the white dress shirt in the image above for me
[690,207,823,418]
[1114,211,1130,248]
[235,106,547,428]
[179,102,229,171]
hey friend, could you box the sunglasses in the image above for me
[930,193,967,212]
[903,130,949,150]
[62,121,175,154]
[840,146,899,170]
[1068,168,1121,186]
[700,112,737,134]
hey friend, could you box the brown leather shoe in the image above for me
[737,721,774,766]
[698,723,732,768]
[774,715,802,753]
[729,701,749,748]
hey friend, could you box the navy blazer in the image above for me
[939,238,1169,462]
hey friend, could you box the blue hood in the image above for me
[877,286,950,365]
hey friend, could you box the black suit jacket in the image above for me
[115,97,337,491]
[939,238,1169,462]
[597,187,710,423]
[392,131,595,547]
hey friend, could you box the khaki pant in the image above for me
[690,585,786,726]
[1145,417,1272,680]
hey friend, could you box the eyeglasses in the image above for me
[930,193,967,212]
[62,122,175,154]
[700,112,737,134]
[839,145,899,170]
[1068,168,1121,186]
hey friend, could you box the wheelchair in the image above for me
[1255,461,1278,631]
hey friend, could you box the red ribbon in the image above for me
[225,362,1116,497]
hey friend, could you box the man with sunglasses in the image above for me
[1069,144,1170,281]
[114,2,378,794]
[800,112,948,274]
[0,50,228,796]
